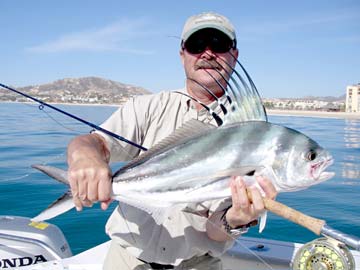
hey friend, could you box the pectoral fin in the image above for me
[258,210,268,233]
[32,191,74,222]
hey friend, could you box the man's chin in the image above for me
[196,69,225,82]
[189,75,226,93]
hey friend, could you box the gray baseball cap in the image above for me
[181,12,236,42]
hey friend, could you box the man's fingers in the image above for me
[227,175,278,228]
[68,170,80,197]
[73,196,83,211]
[68,171,83,211]
[230,177,239,209]
[101,199,113,210]
[257,176,277,199]
[81,198,93,208]
[67,156,112,212]
[231,176,250,211]
[98,171,112,202]
[87,177,99,202]
[249,186,264,215]
[78,176,88,201]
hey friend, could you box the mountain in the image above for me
[1,77,346,104]
[0,77,151,104]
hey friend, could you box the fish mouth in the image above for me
[311,157,335,181]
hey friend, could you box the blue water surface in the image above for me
[0,102,359,254]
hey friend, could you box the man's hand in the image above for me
[67,134,113,211]
[225,176,277,228]
[206,175,277,242]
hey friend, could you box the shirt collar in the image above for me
[174,87,229,119]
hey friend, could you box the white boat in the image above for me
[1,216,359,270]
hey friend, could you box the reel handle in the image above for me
[263,197,325,235]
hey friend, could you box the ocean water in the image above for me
[0,102,359,255]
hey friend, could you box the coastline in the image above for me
[267,109,360,120]
[0,100,120,107]
[2,101,360,119]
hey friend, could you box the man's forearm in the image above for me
[206,210,233,242]
[67,133,110,164]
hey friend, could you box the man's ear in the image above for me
[230,49,239,66]
[232,48,239,59]
[179,49,185,65]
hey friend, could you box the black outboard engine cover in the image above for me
[0,216,72,269]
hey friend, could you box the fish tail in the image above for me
[32,164,69,185]
[31,191,75,222]
[31,164,74,221]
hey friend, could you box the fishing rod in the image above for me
[0,82,148,151]
[261,197,359,269]
[261,196,360,251]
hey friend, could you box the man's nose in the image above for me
[201,47,216,58]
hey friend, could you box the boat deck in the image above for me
[19,237,360,270]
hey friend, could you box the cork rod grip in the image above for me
[263,197,325,235]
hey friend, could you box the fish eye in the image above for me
[305,150,317,161]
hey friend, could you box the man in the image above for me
[67,12,277,270]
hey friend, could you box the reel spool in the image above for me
[292,237,355,270]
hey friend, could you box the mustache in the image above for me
[195,60,221,70]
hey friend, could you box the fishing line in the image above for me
[0,83,147,152]
[18,102,138,173]
[175,62,275,268]
[21,102,85,141]
[2,55,274,268]
[0,83,141,180]
[118,204,137,245]
[0,152,68,183]
[2,101,73,182]
[119,203,275,270]
[0,174,31,182]
[193,205,276,270]
[39,106,87,134]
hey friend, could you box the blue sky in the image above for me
[1,0,359,98]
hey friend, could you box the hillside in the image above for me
[0,77,347,109]
[0,77,151,104]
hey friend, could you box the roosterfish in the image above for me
[31,56,334,233]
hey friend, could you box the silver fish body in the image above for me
[31,120,334,222]
[111,120,334,204]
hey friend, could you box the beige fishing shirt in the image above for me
[95,89,233,265]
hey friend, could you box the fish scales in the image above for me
[112,121,330,194]
[31,121,334,222]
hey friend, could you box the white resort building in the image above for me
[346,83,360,113]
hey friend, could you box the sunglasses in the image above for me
[182,29,236,54]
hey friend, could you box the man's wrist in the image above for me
[221,208,258,236]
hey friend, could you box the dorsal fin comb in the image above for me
[178,55,267,126]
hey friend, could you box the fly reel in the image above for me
[292,237,355,270]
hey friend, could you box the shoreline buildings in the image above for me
[346,83,360,113]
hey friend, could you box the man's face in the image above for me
[180,28,238,97]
